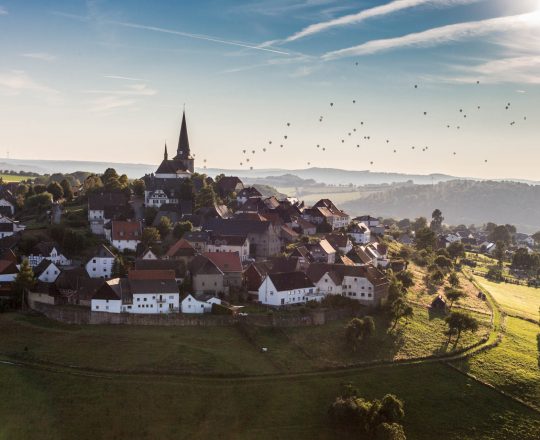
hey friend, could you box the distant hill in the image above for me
[341,180,540,233]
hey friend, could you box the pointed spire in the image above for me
[164,142,168,160]
[176,109,190,159]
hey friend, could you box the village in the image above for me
[1,113,538,323]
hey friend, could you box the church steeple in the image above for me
[164,142,168,160]
[175,110,190,160]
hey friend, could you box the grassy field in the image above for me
[0,173,33,182]
[452,316,539,410]
[1,361,539,440]
[0,309,490,375]
[474,276,540,321]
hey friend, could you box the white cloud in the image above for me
[0,70,59,96]
[103,74,146,81]
[322,11,540,59]
[87,96,138,112]
[450,56,540,84]
[21,52,57,62]
[84,83,157,96]
[274,0,482,44]
[0,6,8,15]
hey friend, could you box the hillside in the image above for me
[342,180,540,233]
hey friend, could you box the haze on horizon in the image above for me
[1,0,539,180]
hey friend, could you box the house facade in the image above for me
[258,271,319,306]
[85,244,116,279]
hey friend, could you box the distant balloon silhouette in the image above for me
[287,122,290,126]
[414,85,418,88]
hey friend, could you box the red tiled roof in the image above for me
[165,238,196,258]
[128,269,176,280]
[112,221,142,241]
[203,252,242,273]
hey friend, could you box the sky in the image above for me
[0,0,539,180]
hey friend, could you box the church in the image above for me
[144,111,196,209]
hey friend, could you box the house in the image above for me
[355,215,380,228]
[202,218,282,259]
[430,295,447,312]
[258,271,320,306]
[54,268,103,306]
[27,242,71,268]
[134,258,186,282]
[206,234,250,262]
[237,187,262,205]
[362,242,389,268]
[0,258,18,283]
[307,263,389,306]
[189,255,225,295]
[34,260,61,283]
[243,262,270,295]
[0,215,25,238]
[347,222,371,244]
[27,282,62,308]
[204,252,242,288]
[85,244,116,279]
[91,270,180,314]
[165,238,197,265]
[87,191,131,235]
[308,239,336,264]
[0,190,16,216]
[216,176,244,198]
[182,231,210,253]
[290,217,317,235]
[105,220,142,252]
[139,247,159,260]
[325,233,353,254]
[312,199,350,229]
[181,293,221,314]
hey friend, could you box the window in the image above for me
[96,305,99,309]
[144,298,147,301]
[137,298,140,302]
[93,259,96,263]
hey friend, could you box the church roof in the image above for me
[175,111,190,160]
[155,159,191,175]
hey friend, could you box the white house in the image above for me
[181,294,221,314]
[258,271,319,306]
[87,192,130,235]
[85,244,116,279]
[27,242,71,268]
[0,215,25,238]
[0,196,15,215]
[105,220,142,252]
[348,222,371,244]
[206,235,250,262]
[307,263,390,306]
[34,260,61,283]
[91,270,180,314]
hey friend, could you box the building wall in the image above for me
[192,273,224,294]
[91,298,122,313]
[258,278,316,306]
[37,264,60,283]
[86,256,115,279]
[0,199,14,215]
[206,243,249,261]
[111,239,139,252]
[130,293,179,314]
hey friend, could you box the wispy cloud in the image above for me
[0,6,8,15]
[449,56,540,84]
[322,11,540,59]
[0,70,59,96]
[274,0,482,44]
[54,11,291,56]
[87,96,138,112]
[21,52,57,62]
[84,83,157,96]
[103,74,146,81]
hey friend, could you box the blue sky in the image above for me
[1,0,539,179]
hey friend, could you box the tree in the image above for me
[24,192,53,211]
[157,216,173,238]
[447,241,465,261]
[142,227,160,247]
[411,217,427,233]
[345,316,375,351]
[414,227,436,250]
[429,268,445,286]
[195,185,216,210]
[532,231,540,246]
[448,271,460,288]
[445,288,466,309]
[112,256,128,278]
[434,255,453,272]
[375,423,407,440]
[389,298,414,331]
[430,209,444,233]
[489,225,511,244]
[33,184,47,194]
[144,207,158,226]
[494,240,506,267]
[46,181,64,201]
[131,179,146,196]
[173,220,193,239]
[60,179,73,201]
[13,259,36,309]
[445,311,479,344]
[395,270,414,289]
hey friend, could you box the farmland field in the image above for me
[474,276,540,321]
[0,173,33,182]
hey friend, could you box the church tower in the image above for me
[174,110,194,173]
